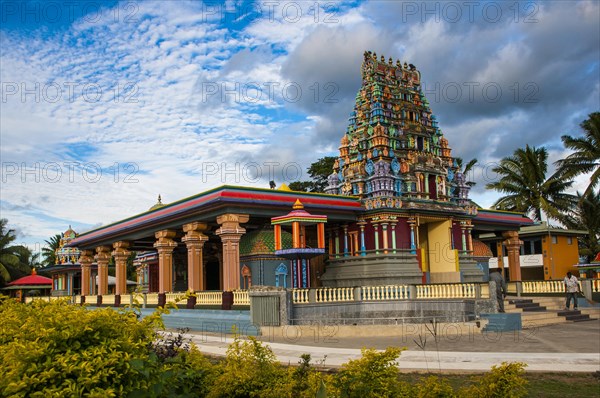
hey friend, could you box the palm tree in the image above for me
[556,112,600,197]
[486,145,577,222]
[42,234,62,266]
[456,157,478,187]
[561,191,600,262]
[0,219,26,283]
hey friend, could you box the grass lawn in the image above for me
[396,372,599,397]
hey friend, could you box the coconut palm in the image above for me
[560,191,600,262]
[556,112,600,197]
[456,157,478,187]
[0,219,27,283]
[486,145,577,222]
[42,233,62,266]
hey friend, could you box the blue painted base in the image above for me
[480,313,522,332]
[89,307,259,336]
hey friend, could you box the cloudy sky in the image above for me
[1,0,599,250]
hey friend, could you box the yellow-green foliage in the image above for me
[413,376,457,398]
[207,336,291,398]
[461,362,528,398]
[0,298,160,397]
[334,347,405,398]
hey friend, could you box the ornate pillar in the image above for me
[465,221,473,253]
[343,225,349,256]
[79,250,94,300]
[112,241,130,302]
[390,222,397,254]
[357,220,367,256]
[317,223,325,249]
[408,217,417,254]
[334,228,340,258]
[154,230,178,299]
[182,222,209,292]
[503,231,523,281]
[292,221,300,248]
[216,213,249,291]
[460,221,468,254]
[381,222,389,254]
[373,223,380,254]
[95,246,111,298]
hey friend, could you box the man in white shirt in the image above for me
[563,271,579,310]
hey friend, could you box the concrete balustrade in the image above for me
[292,288,310,304]
[362,285,410,300]
[416,283,477,299]
[591,279,600,293]
[195,291,223,305]
[316,287,354,302]
[522,280,582,294]
[102,294,115,305]
[233,290,250,305]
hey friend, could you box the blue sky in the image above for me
[1,0,599,251]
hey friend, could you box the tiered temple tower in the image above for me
[322,51,481,286]
[325,51,472,210]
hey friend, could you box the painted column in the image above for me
[390,222,397,254]
[182,222,209,292]
[466,222,473,253]
[424,173,430,197]
[373,223,380,254]
[357,221,367,256]
[95,246,111,296]
[216,213,249,291]
[408,217,416,255]
[502,230,523,281]
[343,225,349,257]
[112,241,131,297]
[317,223,325,249]
[79,250,94,298]
[292,221,300,248]
[381,222,389,254]
[154,230,178,294]
[460,222,468,254]
[274,224,282,250]
[334,229,340,258]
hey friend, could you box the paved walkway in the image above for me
[179,319,600,372]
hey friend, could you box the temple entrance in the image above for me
[205,259,221,290]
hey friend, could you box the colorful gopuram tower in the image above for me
[322,51,481,286]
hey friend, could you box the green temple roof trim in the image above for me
[240,227,292,257]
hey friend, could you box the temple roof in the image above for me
[6,269,52,286]
[68,185,361,249]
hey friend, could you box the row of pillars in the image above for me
[77,214,250,303]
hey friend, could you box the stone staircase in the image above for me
[506,296,599,328]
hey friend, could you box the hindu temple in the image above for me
[62,51,537,305]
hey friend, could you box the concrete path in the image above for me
[179,319,600,372]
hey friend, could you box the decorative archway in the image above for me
[241,264,252,289]
[275,263,288,288]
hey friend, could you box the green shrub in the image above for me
[1,299,156,396]
[206,336,292,398]
[334,347,404,398]
[461,362,528,398]
[413,376,457,397]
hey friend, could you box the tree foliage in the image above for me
[485,145,576,222]
[289,157,337,193]
[42,234,61,267]
[0,219,33,284]
[560,191,600,261]
[556,112,600,197]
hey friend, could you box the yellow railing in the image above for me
[316,287,354,302]
[362,285,409,300]
[480,283,490,299]
[195,291,222,305]
[233,290,250,305]
[292,288,310,304]
[416,283,476,299]
[165,293,185,304]
[102,295,115,305]
[593,279,600,293]
[146,293,159,305]
[522,280,582,294]
[86,295,98,304]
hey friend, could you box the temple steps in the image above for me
[505,297,599,328]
